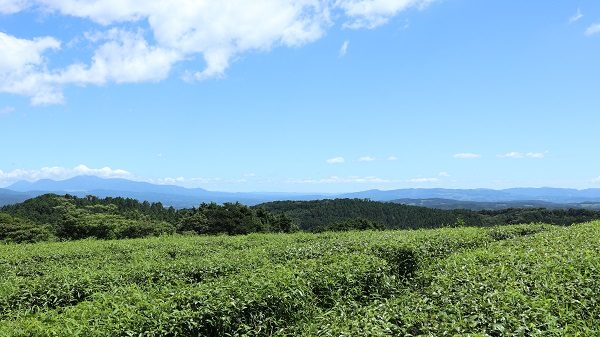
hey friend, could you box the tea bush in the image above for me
[1,222,597,336]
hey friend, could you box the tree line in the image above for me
[258,199,600,230]
[1,194,600,243]
[0,194,296,243]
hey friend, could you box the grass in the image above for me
[0,222,597,336]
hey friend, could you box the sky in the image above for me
[1,0,600,193]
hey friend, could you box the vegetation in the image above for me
[2,195,600,244]
[0,221,598,335]
[311,218,385,233]
[295,222,600,336]
[260,198,600,230]
[259,199,479,230]
[0,213,54,243]
[0,194,297,243]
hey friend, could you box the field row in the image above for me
[1,222,597,336]
[298,221,600,336]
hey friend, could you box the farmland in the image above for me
[1,221,599,336]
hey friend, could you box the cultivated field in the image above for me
[0,222,598,336]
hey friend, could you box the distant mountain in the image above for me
[339,188,514,202]
[0,189,35,207]
[4,176,600,208]
[5,176,328,208]
[8,176,208,195]
[391,198,600,211]
[502,188,600,203]
[340,188,600,203]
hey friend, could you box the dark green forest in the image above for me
[260,199,600,230]
[1,194,600,243]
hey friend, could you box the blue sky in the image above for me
[1,0,600,192]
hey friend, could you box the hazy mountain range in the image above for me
[2,176,600,209]
[390,198,600,211]
[2,176,327,208]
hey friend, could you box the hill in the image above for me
[257,199,479,230]
[0,189,34,206]
[257,199,600,230]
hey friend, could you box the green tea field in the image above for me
[1,222,598,336]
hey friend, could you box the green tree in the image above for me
[178,211,209,234]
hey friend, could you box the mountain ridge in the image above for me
[3,176,600,208]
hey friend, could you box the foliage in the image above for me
[0,213,54,244]
[311,218,385,232]
[1,195,599,244]
[259,198,600,230]
[0,195,297,243]
[258,198,481,230]
[296,222,600,336]
[0,221,589,336]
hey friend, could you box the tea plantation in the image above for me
[0,222,598,336]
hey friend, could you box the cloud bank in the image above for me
[0,0,433,105]
[0,164,132,186]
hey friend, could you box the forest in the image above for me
[2,194,600,244]
[261,199,600,230]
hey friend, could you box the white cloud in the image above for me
[438,171,450,177]
[71,164,132,178]
[498,151,546,159]
[0,0,331,103]
[151,176,255,187]
[498,151,524,159]
[525,152,545,159]
[0,0,28,14]
[453,153,481,159]
[336,0,433,29]
[289,175,390,184]
[358,156,375,162]
[585,23,600,36]
[159,176,186,184]
[408,177,439,183]
[0,32,62,105]
[326,156,345,164]
[387,155,398,161]
[0,164,132,185]
[1,29,182,105]
[0,0,435,104]
[58,29,182,86]
[0,106,15,115]
[593,176,600,183]
[339,40,349,57]
[569,8,583,24]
